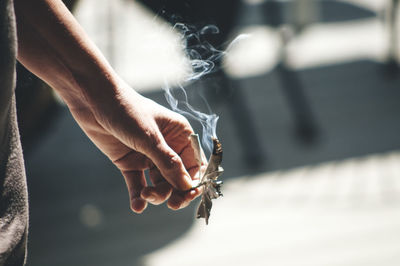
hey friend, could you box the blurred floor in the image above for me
[143,151,400,266]
[24,0,400,265]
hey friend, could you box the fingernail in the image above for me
[168,199,181,210]
[146,196,156,203]
[173,202,181,210]
[131,198,147,213]
[191,179,200,188]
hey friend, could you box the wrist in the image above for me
[57,64,123,110]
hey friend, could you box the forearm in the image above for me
[13,0,200,209]
[14,0,120,108]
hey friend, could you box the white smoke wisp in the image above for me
[162,23,250,154]
[164,81,218,154]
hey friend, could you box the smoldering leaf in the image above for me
[190,134,223,225]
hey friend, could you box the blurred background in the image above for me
[17,0,400,265]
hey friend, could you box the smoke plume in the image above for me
[163,23,249,154]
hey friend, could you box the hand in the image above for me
[14,0,204,214]
[69,82,203,213]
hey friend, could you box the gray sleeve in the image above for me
[0,0,29,265]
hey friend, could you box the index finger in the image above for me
[144,135,194,190]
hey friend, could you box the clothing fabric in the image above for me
[0,0,29,265]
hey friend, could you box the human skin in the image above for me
[13,0,204,213]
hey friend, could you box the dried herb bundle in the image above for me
[190,134,224,224]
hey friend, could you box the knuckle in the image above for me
[137,129,161,151]
[177,115,194,134]
[143,129,157,144]
[163,153,183,173]
[169,153,183,168]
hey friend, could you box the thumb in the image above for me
[143,136,193,191]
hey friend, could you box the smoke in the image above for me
[164,81,218,154]
[162,23,249,154]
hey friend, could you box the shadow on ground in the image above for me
[25,58,400,266]
[24,1,400,265]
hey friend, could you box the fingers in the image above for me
[165,162,206,210]
[141,166,203,210]
[141,167,172,205]
[145,141,207,210]
[143,184,202,210]
[166,165,204,210]
[187,164,205,183]
[179,142,204,179]
[141,182,173,205]
[121,170,147,213]
[113,150,151,171]
[144,135,194,191]
[177,136,207,182]
[167,187,203,210]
